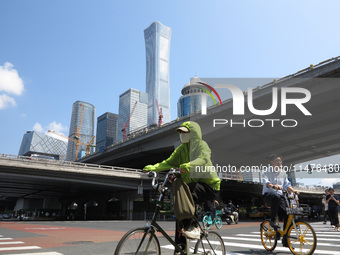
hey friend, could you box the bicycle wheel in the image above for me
[114,227,160,255]
[287,220,317,255]
[194,231,225,255]
[203,215,211,230]
[214,216,223,229]
[260,220,278,251]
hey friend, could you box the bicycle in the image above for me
[260,190,317,255]
[114,169,226,255]
[202,210,223,230]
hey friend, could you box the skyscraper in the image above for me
[18,131,68,160]
[66,101,95,161]
[177,76,215,118]
[117,89,148,142]
[96,112,118,152]
[144,21,172,125]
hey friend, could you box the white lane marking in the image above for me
[5,253,63,255]
[24,227,66,230]
[0,246,41,252]
[0,241,25,245]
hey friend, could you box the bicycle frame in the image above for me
[276,214,295,237]
[270,191,301,240]
[204,214,212,224]
[139,170,186,255]
[139,169,221,255]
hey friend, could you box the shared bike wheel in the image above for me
[214,216,223,229]
[114,227,160,255]
[194,231,225,255]
[260,220,278,251]
[203,215,211,230]
[287,221,317,255]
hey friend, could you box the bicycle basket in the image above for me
[286,207,303,215]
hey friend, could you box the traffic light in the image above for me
[308,164,312,174]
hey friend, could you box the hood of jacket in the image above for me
[179,121,202,141]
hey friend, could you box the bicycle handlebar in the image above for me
[141,168,181,190]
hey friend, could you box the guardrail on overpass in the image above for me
[0,153,146,182]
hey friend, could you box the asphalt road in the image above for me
[0,219,339,255]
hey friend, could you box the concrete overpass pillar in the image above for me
[117,190,142,220]
[42,198,61,210]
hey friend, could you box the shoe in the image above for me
[182,226,201,239]
[323,221,326,224]
[270,220,280,228]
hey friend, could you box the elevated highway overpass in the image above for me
[0,154,152,220]
[82,57,340,171]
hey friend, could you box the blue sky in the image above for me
[0,0,339,184]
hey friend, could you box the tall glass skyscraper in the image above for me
[117,89,148,142]
[66,101,95,161]
[18,131,68,160]
[96,112,118,152]
[177,76,215,118]
[144,21,172,125]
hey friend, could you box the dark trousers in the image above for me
[328,210,339,227]
[175,182,218,246]
[263,192,288,230]
[323,210,329,222]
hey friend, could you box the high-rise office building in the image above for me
[117,89,148,142]
[177,76,215,118]
[66,101,95,161]
[18,131,67,160]
[144,21,172,125]
[96,112,118,152]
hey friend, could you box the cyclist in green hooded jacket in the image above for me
[144,121,221,242]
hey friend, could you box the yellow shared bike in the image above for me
[260,190,317,255]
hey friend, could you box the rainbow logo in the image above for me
[197,82,223,106]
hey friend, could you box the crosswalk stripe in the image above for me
[240,233,340,242]
[162,242,340,255]
[0,238,13,241]
[251,232,340,237]
[0,246,41,252]
[221,241,338,255]
[222,236,340,247]
[4,253,63,255]
[0,241,25,245]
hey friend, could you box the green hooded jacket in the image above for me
[143,121,221,191]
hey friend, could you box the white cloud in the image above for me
[33,122,44,133]
[47,121,68,134]
[0,62,24,95]
[0,94,16,109]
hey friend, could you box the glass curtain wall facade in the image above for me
[96,112,118,152]
[144,21,172,125]
[117,89,148,142]
[177,76,215,118]
[66,101,95,161]
[18,131,67,160]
